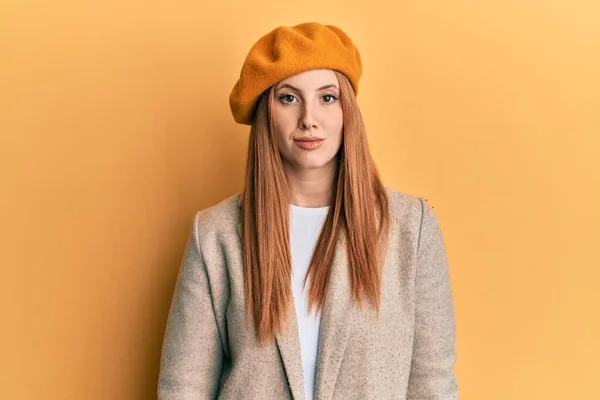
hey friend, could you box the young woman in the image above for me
[158,22,458,399]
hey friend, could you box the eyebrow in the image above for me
[275,83,339,92]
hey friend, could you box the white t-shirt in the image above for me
[289,203,329,400]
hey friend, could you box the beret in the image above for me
[229,22,362,125]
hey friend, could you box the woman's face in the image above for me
[271,69,343,172]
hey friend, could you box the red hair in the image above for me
[241,71,390,344]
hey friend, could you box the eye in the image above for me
[321,93,338,103]
[279,94,297,104]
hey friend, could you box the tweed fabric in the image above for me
[158,186,459,399]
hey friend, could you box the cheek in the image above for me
[331,131,343,154]
[271,109,293,150]
[328,104,343,127]
[327,108,344,143]
[272,107,297,134]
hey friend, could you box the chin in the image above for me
[299,163,326,170]
[295,157,335,170]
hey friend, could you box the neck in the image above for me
[283,159,338,207]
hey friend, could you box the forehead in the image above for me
[275,69,339,90]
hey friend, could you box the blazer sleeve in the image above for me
[406,198,459,399]
[158,211,223,400]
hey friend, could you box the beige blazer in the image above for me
[158,187,458,399]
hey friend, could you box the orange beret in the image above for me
[229,22,363,125]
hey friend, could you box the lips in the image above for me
[294,137,325,142]
[294,137,325,150]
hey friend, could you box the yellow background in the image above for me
[2,1,599,399]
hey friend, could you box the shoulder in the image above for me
[384,185,427,222]
[191,192,242,238]
[384,185,442,241]
[187,187,436,238]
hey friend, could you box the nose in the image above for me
[298,102,317,131]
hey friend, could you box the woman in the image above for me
[158,22,458,399]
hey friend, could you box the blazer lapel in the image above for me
[236,222,306,400]
[314,229,358,400]
[274,299,306,400]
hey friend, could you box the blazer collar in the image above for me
[235,217,358,400]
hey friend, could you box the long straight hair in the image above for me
[241,71,390,345]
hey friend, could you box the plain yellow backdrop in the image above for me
[1,1,599,399]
